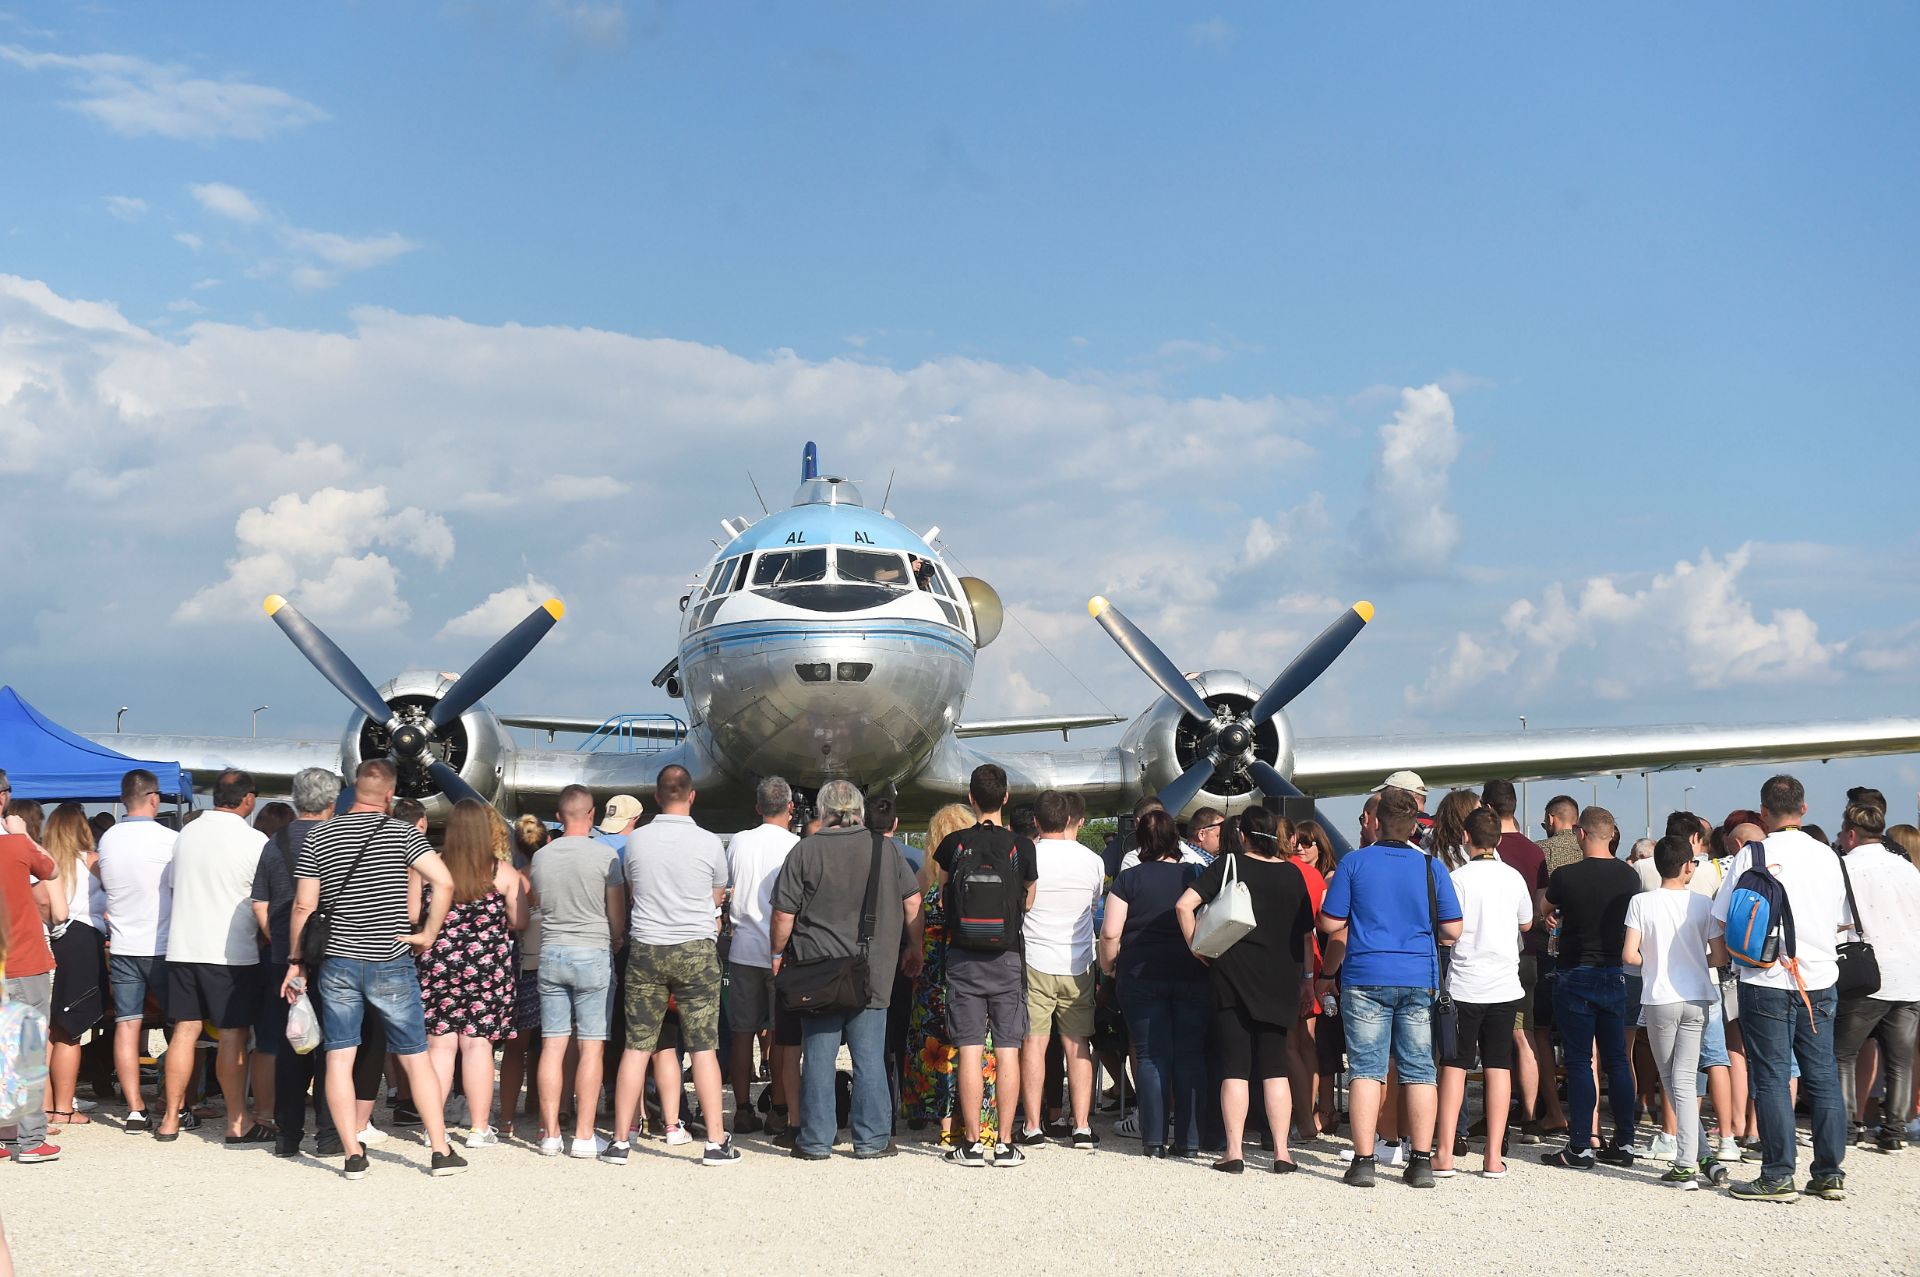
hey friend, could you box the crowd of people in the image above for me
[2,758,1917,1204]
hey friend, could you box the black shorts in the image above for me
[1315,1012,1346,1073]
[1444,998,1522,1072]
[773,996,802,1048]
[166,961,261,1031]
[1211,1003,1289,1082]
[1533,966,1556,1030]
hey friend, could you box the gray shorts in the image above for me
[945,948,1028,1048]
[728,962,774,1035]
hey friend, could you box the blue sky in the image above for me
[2,2,1917,834]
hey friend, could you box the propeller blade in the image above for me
[1088,596,1213,723]
[263,595,393,726]
[1249,760,1355,858]
[1156,756,1217,817]
[428,758,487,807]
[429,598,566,731]
[1249,601,1374,724]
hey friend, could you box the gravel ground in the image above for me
[6,1109,1916,1276]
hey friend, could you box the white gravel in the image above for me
[5,1110,1916,1276]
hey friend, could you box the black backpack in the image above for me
[947,825,1025,953]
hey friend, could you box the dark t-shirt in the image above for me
[1496,832,1548,956]
[771,827,920,1010]
[933,820,1038,947]
[1547,856,1643,970]
[252,817,323,964]
[293,812,431,963]
[1189,852,1314,1027]
[1109,860,1205,985]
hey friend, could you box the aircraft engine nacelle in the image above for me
[1120,669,1296,819]
[337,671,513,822]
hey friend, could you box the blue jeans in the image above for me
[799,1005,890,1156]
[1738,982,1845,1183]
[1341,986,1437,1086]
[1119,977,1208,1152]
[1553,965,1635,1154]
[538,945,614,1040]
[316,956,430,1056]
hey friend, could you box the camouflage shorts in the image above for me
[623,939,721,1053]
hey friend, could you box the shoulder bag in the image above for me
[1191,851,1258,959]
[1833,848,1881,1000]
[297,816,387,967]
[1427,854,1459,1060]
[778,832,886,1015]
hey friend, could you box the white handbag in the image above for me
[1191,852,1258,958]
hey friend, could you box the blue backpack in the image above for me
[1724,841,1795,970]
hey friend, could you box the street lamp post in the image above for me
[252,705,270,738]
[1683,785,1695,813]
[1518,715,1529,830]
[115,706,129,733]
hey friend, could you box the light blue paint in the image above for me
[719,506,934,557]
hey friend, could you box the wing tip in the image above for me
[543,597,566,621]
[1353,600,1374,623]
[1088,595,1109,618]
[263,594,287,617]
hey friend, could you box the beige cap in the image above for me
[1370,770,1428,797]
[598,793,644,833]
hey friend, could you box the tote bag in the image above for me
[1192,852,1258,959]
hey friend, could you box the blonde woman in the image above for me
[901,802,1001,1144]
[43,803,106,1127]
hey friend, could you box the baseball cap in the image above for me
[1371,770,1427,797]
[598,794,644,833]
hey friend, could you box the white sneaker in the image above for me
[1718,1136,1744,1163]
[1378,1140,1409,1169]
[1114,1112,1139,1138]
[72,1098,98,1113]
[1646,1132,1678,1162]
[357,1124,388,1146]
[464,1126,499,1149]
[568,1135,607,1160]
[538,1135,564,1157]
[664,1122,692,1146]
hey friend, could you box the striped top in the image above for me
[294,812,431,963]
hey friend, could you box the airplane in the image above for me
[104,442,1920,842]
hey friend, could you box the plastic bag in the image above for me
[0,999,50,1123]
[286,989,322,1055]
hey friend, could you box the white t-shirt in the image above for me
[96,817,177,956]
[1688,854,1730,986]
[65,859,109,933]
[1024,837,1105,976]
[1445,855,1532,1003]
[1710,829,1851,993]
[726,821,800,968]
[1625,886,1716,1005]
[1118,843,1210,873]
[166,810,267,965]
[1839,843,1920,1002]
[1633,858,1663,893]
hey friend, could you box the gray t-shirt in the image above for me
[531,835,623,953]
[771,826,919,1009]
[625,814,728,945]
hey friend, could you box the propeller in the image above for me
[263,592,564,809]
[1089,594,1372,837]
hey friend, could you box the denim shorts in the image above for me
[108,953,167,1023]
[1341,985,1437,1086]
[538,945,614,1041]
[316,955,430,1056]
[1697,996,1730,1071]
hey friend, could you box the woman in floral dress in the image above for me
[419,799,528,1146]
[902,803,999,1145]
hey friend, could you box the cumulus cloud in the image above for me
[1243,492,1329,567]
[0,44,326,140]
[189,181,264,223]
[441,575,559,639]
[1353,383,1461,578]
[175,183,417,289]
[103,194,147,221]
[1410,545,1838,707]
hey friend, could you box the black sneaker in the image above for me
[991,1142,1026,1168]
[124,1109,151,1135]
[1874,1128,1907,1154]
[1071,1128,1099,1151]
[393,1103,423,1128]
[1804,1174,1845,1201]
[732,1109,763,1135]
[1404,1152,1436,1188]
[702,1137,741,1167]
[1595,1144,1636,1167]
[272,1139,301,1159]
[1017,1127,1047,1147]
[343,1153,370,1180]
[771,1128,797,1150]
[1516,1119,1543,1145]
[943,1141,986,1168]
[789,1145,831,1161]
[1540,1148,1595,1170]
[1728,1175,1799,1201]
[851,1142,899,1160]
[315,1134,345,1158]
[430,1147,469,1177]
[598,1140,630,1166]
[1343,1154,1377,1188]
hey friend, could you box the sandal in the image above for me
[47,1110,92,1126]
[225,1123,276,1145]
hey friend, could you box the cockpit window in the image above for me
[836,548,910,587]
[752,548,829,587]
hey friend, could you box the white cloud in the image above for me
[278,226,417,273]
[1186,17,1235,49]
[165,297,205,314]
[441,575,559,639]
[189,181,264,223]
[1410,544,1838,707]
[537,474,631,503]
[103,194,147,221]
[174,232,203,252]
[1353,383,1460,577]
[1243,492,1328,567]
[0,44,326,140]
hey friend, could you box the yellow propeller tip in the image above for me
[263,594,286,617]
[1353,600,1375,623]
[543,598,566,621]
[1088,596,1109,618]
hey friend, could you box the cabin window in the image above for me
[836,548,910,587]
[752,548,829,587]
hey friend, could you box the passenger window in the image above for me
[837,549,909,587]
[752,548,829,587]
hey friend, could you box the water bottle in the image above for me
[1324,989,1339,1018]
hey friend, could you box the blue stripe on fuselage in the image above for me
[679,618,975,664]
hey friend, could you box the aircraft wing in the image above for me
[88,733,346,797]
[954,714,1125,739]
[1289,717,1920,797]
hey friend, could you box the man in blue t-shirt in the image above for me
[1318,788,1462,1189]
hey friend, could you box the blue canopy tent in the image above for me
[0,685,193,807]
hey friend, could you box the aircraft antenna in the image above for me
[880,468,896,516]
[747,470,771,515]
[939,539,1120,718]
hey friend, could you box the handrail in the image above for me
[579,713,689,755]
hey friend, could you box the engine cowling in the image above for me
[337,671,513,822]
[1121,669,1296,819]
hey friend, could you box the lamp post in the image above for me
[115,706,129,733]
[1683,785,1695,813]
[252,705,270,738]
[1518,715,1529,830]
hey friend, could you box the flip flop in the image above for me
[1482,1168,1508,1179]
[225,1123,275,1145]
